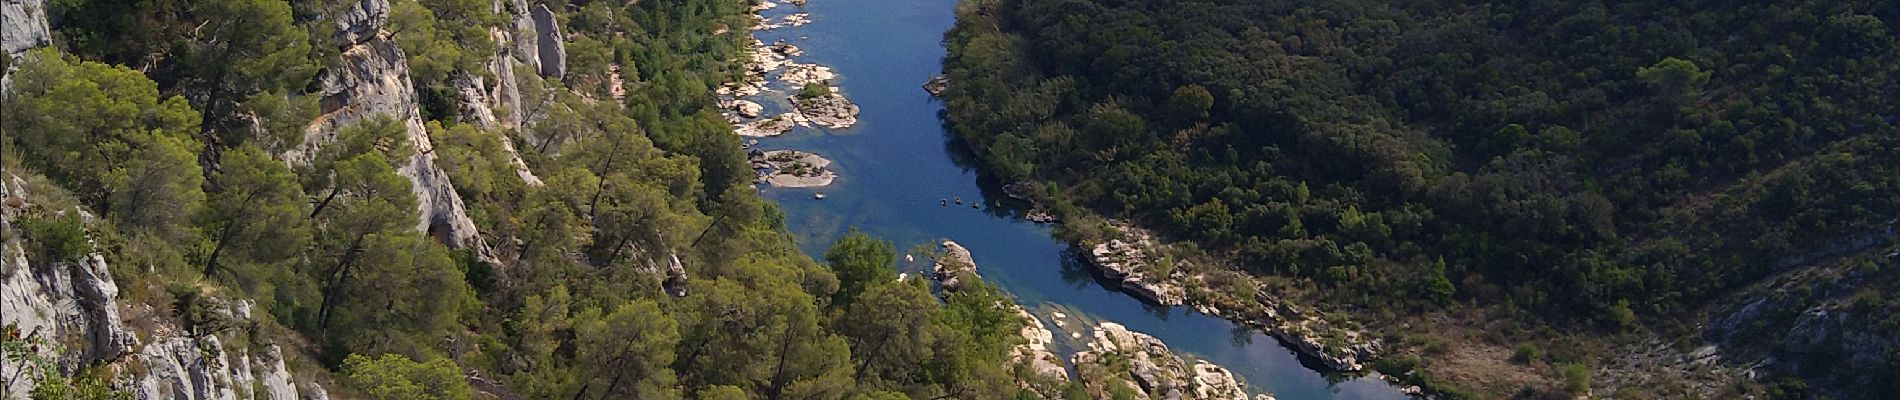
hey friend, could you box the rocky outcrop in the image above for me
[128,299,323,400]
[450,73,544,186]
[731,99,764,118]
[1,176,324,400]
[2,192,138,396]
[750,150,836,188]
[932,241,978,291]
[506,0,539,72]
[290,0,497,264]
[529,4,565,79]
[333,0,389,45]
[1,0,50,58]
[1082,222,1185,306]
[1071,322,1255,400]
[1700,252,1900,399]
[791,90,859,129]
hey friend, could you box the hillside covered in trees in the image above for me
[2,0,1045,399]
[942,0,1899,397]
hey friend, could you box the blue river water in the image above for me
[744,0,1409,398]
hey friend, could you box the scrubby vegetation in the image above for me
[942,0,1899,396]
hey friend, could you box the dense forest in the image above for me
[2,0,1049,398]
[942,0,1900,396]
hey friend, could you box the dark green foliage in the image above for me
[824,230,897,307]
[943,0,1900,329]
[1372,354,1420,376]
[799,82,832,99]
[19,213,88,264]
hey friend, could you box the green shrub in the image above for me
[1512,344,1541,364]
[1556,362,1592,394]
[1372,354,1420,376]
[798,82,830,99]
[20,213,88,264]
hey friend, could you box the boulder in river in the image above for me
[753,150,836,188]
[923,75,949,96]
[793,90,860,129]
[731,99,764,118]
[735,115,797,137]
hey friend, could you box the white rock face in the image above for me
[505,0,540,72]
[1,0,51,58]
[333,0,390,46]
[1073,322,1253,400]
[289,3,497,264]
[530,4,566,78]
[1,181,139,392]
[128,323,320,400]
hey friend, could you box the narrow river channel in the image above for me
[741,0,1410,397]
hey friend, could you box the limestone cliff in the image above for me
[289,0,498,263]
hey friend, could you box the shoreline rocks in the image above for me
[925,241,1071,388]
[734,115,797,137]
[932,240,979,291]
[719,1,860,136]
[1077,220,1381,372]
[751,149,836,188]
[1081,222,1186,306]
[923,75,949,96]
[731,99,764,118]
[1201,294,1381,372]
[1011,306,1069,381]
[1072,322,1262,400]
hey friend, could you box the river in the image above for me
[741,0,1409,398]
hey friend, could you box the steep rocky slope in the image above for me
[2,175,329,400]
[288,0,497,263]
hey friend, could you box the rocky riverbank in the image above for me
[718,0,859,136]
[1072,322,1271,400]
[932,240,979,291]
[979,194,1387,374]
[1082,222,1188,306]
[927,240,1275,400]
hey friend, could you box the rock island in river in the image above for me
[752,149,836,188]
